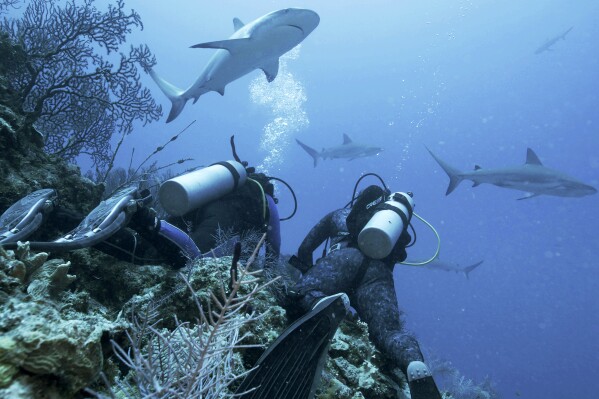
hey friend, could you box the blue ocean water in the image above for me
[105,0,599,397]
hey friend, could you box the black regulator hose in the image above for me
[267,176,297,221]
[346,172,390,208]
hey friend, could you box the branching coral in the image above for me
[104,234,280,398]
[0,0,162,169]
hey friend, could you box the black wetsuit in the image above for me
[167,180,269,253]
[292,208,423,373]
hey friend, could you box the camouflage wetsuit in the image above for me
[292,207,423,373]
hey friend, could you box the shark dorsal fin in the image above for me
[525,148,543,165]
[261,59,280,83]
[233,18,245,32]
[474,165,482,170]
[343,134,352,145]
[190,38,250,54]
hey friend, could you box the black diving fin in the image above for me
[1,185,150,252]
[0,189,57,245]
[407,361,443,399]
[235,293,349,399]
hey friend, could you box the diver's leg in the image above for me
[352,260,424,373]
[293,247,365,312]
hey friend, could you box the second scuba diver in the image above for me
[283,183,442,399]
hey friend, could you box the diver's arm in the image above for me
[297,210,337,265]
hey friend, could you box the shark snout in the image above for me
[281,8,320,35]
[583,185,598,196]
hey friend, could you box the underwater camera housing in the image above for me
[159,160,247,216]
[357,191,414,259]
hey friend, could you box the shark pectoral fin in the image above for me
[261,59,280,83]
[216,87,225,96]
[190,38,250,54]
[233,17,245,32]
[517,193,541,200]
[474,165,482,170]
[342,134,352,144]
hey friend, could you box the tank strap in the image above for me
[212,161,242,190]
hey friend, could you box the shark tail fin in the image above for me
[149,68,187,123]
[426,147,464,195]
[462,260,484,280]
[296,139,320,167]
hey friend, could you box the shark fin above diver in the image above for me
[150,9,320,122]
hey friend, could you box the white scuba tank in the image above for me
[357,192,414,259]
[159,160,247,216]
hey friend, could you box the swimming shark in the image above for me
[535,26,573,55]
[425,259,484,280]
[427,147,597,199]
[296,134,384,167]
[149,8,320,122]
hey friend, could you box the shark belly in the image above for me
[187,26,305,97]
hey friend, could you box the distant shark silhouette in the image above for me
[150,8,320,122]
[296,134,383,167]
[424,259,484,280]
[427,147,597,200]
[535,26,573,55]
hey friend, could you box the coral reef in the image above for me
[0,0,162,169]
[0,243,128,398]
[318,319,411,399]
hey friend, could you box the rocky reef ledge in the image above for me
[0,241,410,399]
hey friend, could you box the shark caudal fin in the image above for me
[149,68,187,123]
[296,139,320,167]
[462,260,484,280]
[426,147,464,195]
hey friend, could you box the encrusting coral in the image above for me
[0,243,129,398]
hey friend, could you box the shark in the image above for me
[149,8,320,122]
[296,134,383,167]
[424,259,484,280]
[535,26,573,55]
[427,147,597,200]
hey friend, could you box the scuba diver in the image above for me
[237,178,442,399]
[0,137,292,269]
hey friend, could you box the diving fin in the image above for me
[407,361,442,399]
[236,293,349,399]
[1,185,149,252]
[0,189,57,245]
